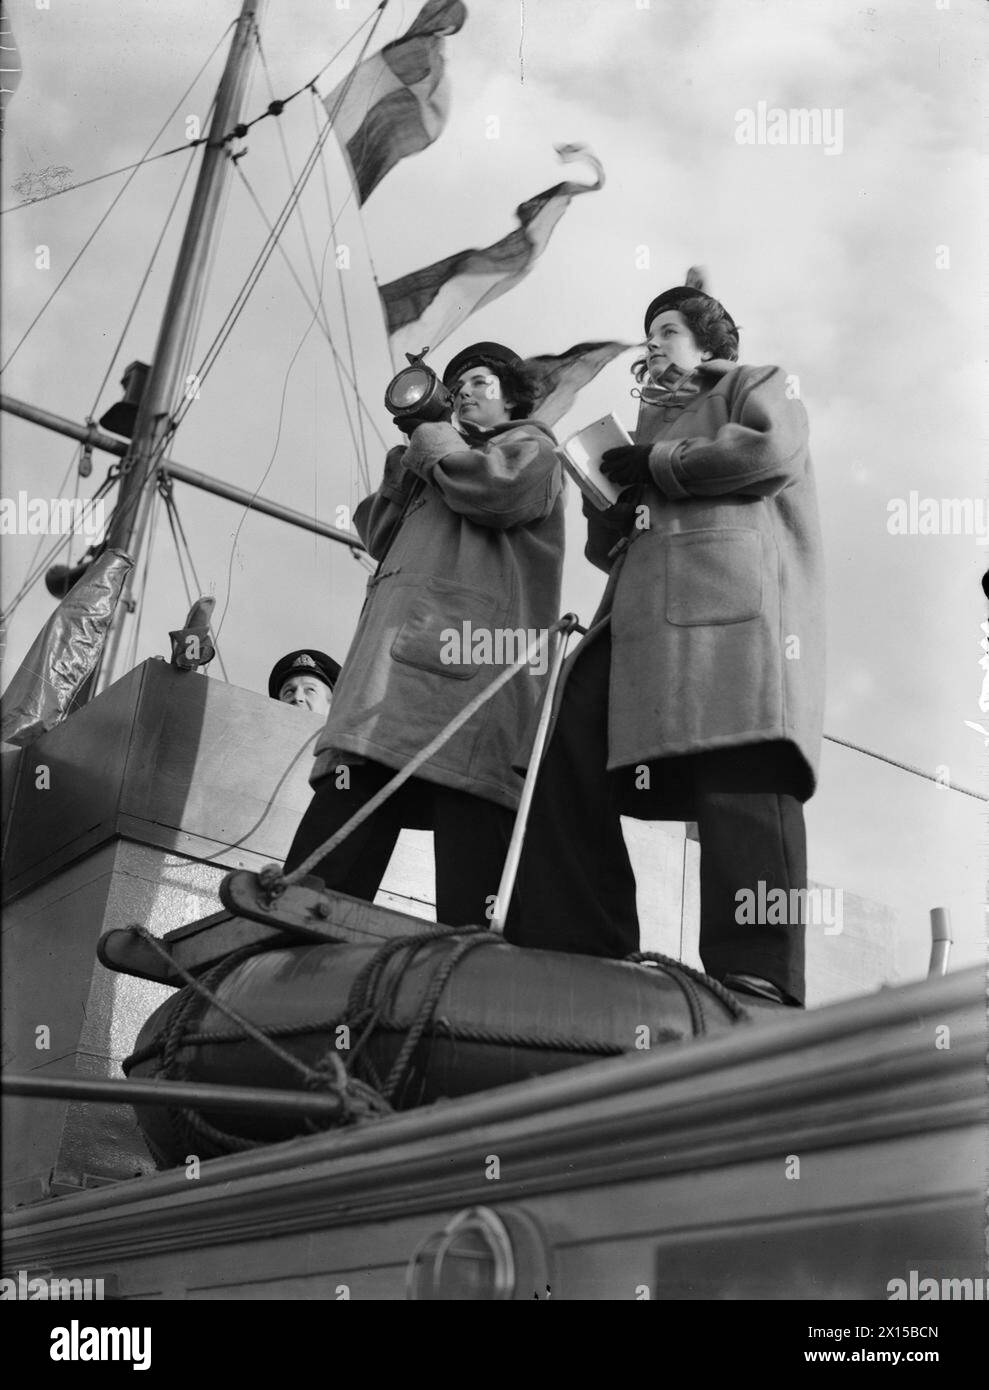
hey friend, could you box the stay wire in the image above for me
[103,34,388,631]
[66,448,82,571]
[89,137,205,435]
[2,142,214,214]
[0,23,235,371]
[160,482,230,684]
[12,448,79,605]
[167,167,317,432]
[211,277,327,651]
[167,490,226,678]
[310,82,385,302]
[166,106,347,432]
[125,486,161,673]
[167,2,390,435]
[174,90,234,419]
[272,0,390,110]
[95,431,172,566]
[309,87,372,497]
[253,32,366,487]
[822,732,988,803]
[233,163,387,455]
[255,31,335,348]
[0,3,386,215]
[281,619,580,885]
[172,0,392,155]
[162,488,196,610]
[0,474,118,625]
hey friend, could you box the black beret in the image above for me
[268,649,340,699]
[442,341,522,389]
[644,287,738,338]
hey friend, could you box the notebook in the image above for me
[557,412,633,510]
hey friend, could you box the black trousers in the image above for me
[283,760,513,928]
[504,632,807,1004]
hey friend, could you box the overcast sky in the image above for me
[1,0,985,980]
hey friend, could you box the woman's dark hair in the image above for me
[485,359,538,419]
[633,295,740,381]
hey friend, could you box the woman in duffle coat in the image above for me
[284,341,566,927]
[505,285,825,1006]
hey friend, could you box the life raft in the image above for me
[125,930,752,1167]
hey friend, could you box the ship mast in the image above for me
[95,0,267,691]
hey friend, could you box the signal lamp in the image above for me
[384,349,452,425]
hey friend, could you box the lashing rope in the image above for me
[125,929,389,1157]
[626,951,751,1030]
[379,932,498,1105]
[132,929,328,1085]
[124,933,739,1161]
[125,1014,646,1070]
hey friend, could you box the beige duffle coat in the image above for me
[583,360,825,801]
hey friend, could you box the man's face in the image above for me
[278,675,332,717]
[645,310,710,378]
[453,367,513,431]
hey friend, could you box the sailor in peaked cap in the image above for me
[269,649,340,718]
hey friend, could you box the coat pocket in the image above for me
[666,528,763,626]
[390,576,504,679]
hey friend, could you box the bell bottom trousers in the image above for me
[283,762,513,928]
[503,631,807,1005]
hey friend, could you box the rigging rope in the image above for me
[309,87,373,499]
[164,3,390,443]
[0,4,387,215]
[66,447,82,573]
[174,98,227,426]
[127,3,394,646]
[266,607,984,895]
[119,926,736,1161]
[0,474,117,625]
[0,22,235,371]
[3,31,384,640]
[4,1,978,818]
[124,486,161,673]
[162,484,195,607]
[255,32,369,492]
[1,142,213,214]
[8,448,79,609]
[159,480,230,684]
[85,134,203,448]
[210,276,329,651]
[125,928,391,1157]
[309,83,387,373]
[233,163,388,456]
[256,34,336,350]
[822,732,988,803]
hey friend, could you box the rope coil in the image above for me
[123,930,747,1166]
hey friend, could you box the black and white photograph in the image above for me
[0,0,985,1342]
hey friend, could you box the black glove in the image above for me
[582,494,640,529]
[396,407,452,438]
[600,444,652,488]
